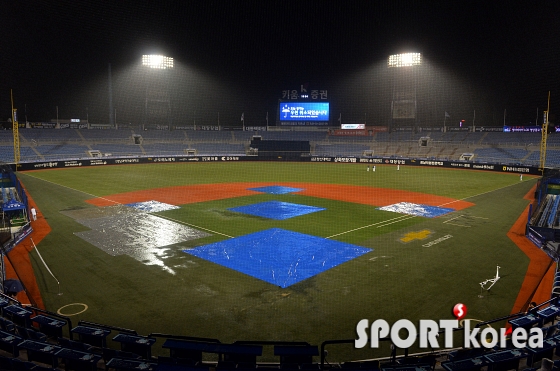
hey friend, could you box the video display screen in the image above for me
[279,102,330,121]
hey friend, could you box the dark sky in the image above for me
[3,1,560,127]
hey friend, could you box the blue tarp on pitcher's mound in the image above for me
[228,201,325,220]
[183,228,371,288]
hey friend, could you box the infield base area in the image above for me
[62,205,211,272]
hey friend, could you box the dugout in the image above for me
[0,163,30,247]
[527,169,560,260]
[249,139,310,160]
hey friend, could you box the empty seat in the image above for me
[15,325,48,342]
[58,337,93,352]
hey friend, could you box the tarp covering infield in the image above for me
[378,202,456,218]
[125,200,180,213]
[74,213,209,257]
[61,204,210,273]
[247,185,304,194]
[80,182,474,280]
[184,228,371,288]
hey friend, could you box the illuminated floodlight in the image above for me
[388,53,422,67]
[142,54,174,69]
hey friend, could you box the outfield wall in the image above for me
[13,154,543,175]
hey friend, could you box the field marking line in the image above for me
[20,173,124,206]
[443,214,489,228]
[20,173,234,238]
[375,215,417,228]
[437,180,533,208]
[326,214,413,238]
[444,222,471,228]
[443,215,463,224]
[155,214,234,238]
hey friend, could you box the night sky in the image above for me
[3,1,560,127]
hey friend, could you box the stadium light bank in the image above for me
[387,52,422,67]
[142,54,174,69]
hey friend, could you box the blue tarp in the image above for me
[184,228,371,288]
[3,199,26,211]
[228,201,325,220]
[247,186,304,194]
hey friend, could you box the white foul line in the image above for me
[326,214,414,238]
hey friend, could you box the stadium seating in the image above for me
[188,131,233,142]
[19,128,82,142]
[5,127,560,167]
[78,128,133,141]
[472,147,530,164]
[182,143,243,155]
[314,144,370,157]
[141,143,189,156]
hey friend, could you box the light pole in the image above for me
[142,54,174,130]
[388,53,422,132]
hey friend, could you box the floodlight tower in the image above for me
[387,53,422,131]
[142,54,174,129]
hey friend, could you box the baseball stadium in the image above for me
[0,8,560,363]
[0,85,559,371]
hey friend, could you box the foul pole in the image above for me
[540,91,550,174]
[10,90,20,168]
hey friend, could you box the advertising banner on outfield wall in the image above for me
[369,126,389,132]
[59,123,88,129]
[28,122,57,129]
[474,127,504,132]
[330,129,370,136]
[15,155,541,175]
[418,127,444,132]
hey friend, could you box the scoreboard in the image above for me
[279,102,330,122]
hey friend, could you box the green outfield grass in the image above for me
[15,162,540,361]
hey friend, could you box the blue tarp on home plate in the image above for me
[184,228,371,288]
